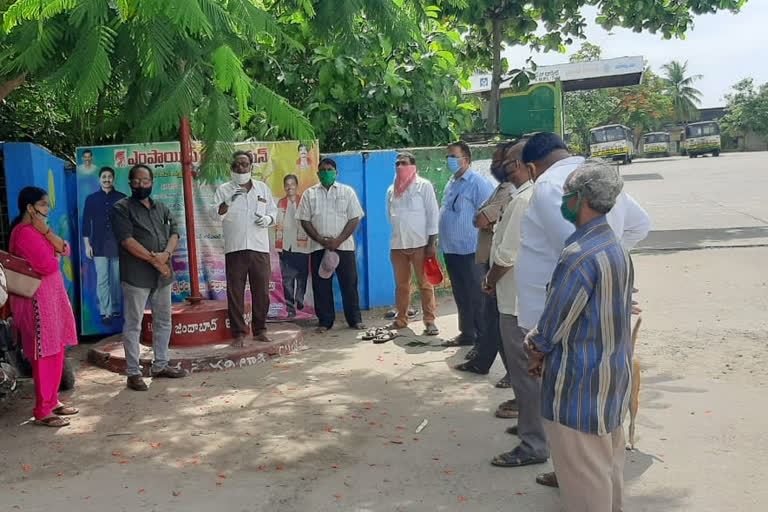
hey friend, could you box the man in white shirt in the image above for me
[78,149,97,175]
[297,158,366,333]
[276,174,310,318]
[516,132,651,332]
[386,152,440,335]
[515,132,650,487]
[483,139,548,468]
[210,151,278,347]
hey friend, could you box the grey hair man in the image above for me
[525,159,633,512]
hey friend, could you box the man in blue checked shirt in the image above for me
[525,159,634,512]
[438,141,495,348]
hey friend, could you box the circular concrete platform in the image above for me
[88,324,304,376]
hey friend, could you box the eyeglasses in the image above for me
[129,178,152,186]
[395,161,411,167]
[233,161,251,169]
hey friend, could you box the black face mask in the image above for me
[491,165,506,183]
[131,187,152,201]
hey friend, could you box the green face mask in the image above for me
[318,169,336,187]
[560,191,581,223]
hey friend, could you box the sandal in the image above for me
[373,330,398,344]
[423,324,439,336]
[506,425,518,436]
[498,399,518,411]
[536,471,559,488]
[491,447,547,468]
[441,335,474,347]
[454,362,489,375]
[495,407,519,419]
[315,326,329,334]
[362,328,380,340]
[34,416,70,428]
[464,347,478,360]
[495,375,513,388]
[53,405,79,416]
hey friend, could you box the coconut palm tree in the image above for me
[662,60,703,122]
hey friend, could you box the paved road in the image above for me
[620,152,768,250]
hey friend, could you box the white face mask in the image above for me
[231,171,251,185]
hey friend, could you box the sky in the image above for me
[503,1,768,108]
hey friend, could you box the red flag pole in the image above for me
[180,116,203,304]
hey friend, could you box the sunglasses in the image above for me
[395,161,411,167]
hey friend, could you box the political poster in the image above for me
[75,141,319,336]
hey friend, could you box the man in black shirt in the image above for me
[111,164,186,391]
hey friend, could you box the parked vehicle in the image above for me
[590,124,634,164]
[683,121,721,158]
[642,132,671,157]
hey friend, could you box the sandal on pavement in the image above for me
[315,326,329,334]
[536,472,559,488]
[495,375,513,388]
[423,324,439,336]
[498,399,518,411]
[53,405,79,416]
[373,330,399,344]
[34,416,70,428]
[491,447,547,468]
[454,361,489,375]
[441,335,474,347]
[495,407,519,419]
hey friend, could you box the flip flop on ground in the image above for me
[491,447,547,468]
[34,416,70,428]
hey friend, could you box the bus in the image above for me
[683,121,721,158]
[589,124,634,164]
[642,132,671,157]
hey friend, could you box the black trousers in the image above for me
[280,250,309,315]
[310,249,362,329]
[471,264,508,373]
[443,253,486,342]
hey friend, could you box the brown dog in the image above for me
[627,316,642,450]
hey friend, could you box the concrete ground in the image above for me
[1,152,767,511]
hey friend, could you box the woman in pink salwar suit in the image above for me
[9,187,79,427]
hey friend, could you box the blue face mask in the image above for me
[446,156,462,173]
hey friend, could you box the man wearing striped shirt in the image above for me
[525,159,634,512]
[438,141,495,347]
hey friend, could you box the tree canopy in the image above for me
[721,78,768,139]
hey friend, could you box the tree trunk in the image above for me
[488,17,502,134]
[0,73,27,102]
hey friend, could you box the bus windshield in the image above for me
[644,133,669,143]
[686,123,720,138]
[591,126,627,144]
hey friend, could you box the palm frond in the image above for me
[160,0,212,38]
[251,82,315,143]
[228,0,303,50]
[3,0,47,31]
[198,0,233,33]
[211,43,253,124]
[0,19,63,74]
[199,87,236,183]
[135,65,205,139]
[53,24,116,112]
[41,0,77,19]
[70,0,110,27]
[131,21,175,78]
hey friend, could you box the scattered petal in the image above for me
[21,465,31,472]
[172,491,181,497]
[276,466,284,471]
[112,451,122,457]
[350,415,362,419]
[119,459,131,465]
[333,494,342,500]
[364,402,373,409]
[432,457,440,461]
[149,442,163,449]
[458,496,468,503]
[326,426,334,433]
[396,426,405,430]
[216,482,223,487]
[218,473,227,479]
[444,470,453,475]
[257,465,266,471]
[182,394,192,398]
[138,489,145,494]
[515,492,526,496]
[331,464,341,469]
[57,472,64,477]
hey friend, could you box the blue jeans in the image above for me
[94,256,121,316]
[121,282,172,377]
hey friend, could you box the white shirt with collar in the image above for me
[386,176,439,250]
[210,179,278,254]
[491,180,534,316]
[515,156,652,329]
[296,182,365,252]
